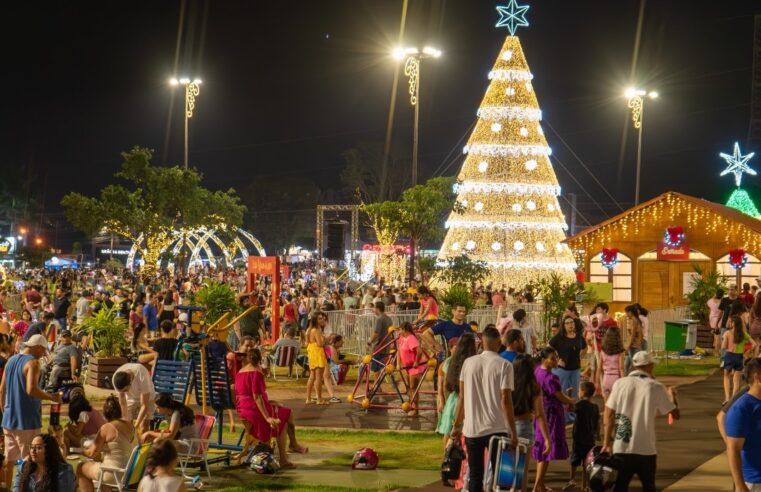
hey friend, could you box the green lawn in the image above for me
[654,355,719,376]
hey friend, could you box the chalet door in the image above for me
[638,261,711,309]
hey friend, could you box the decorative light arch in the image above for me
[126,226,266,271]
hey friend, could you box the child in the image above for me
[398,322,427,417]
[597,327,625,404]
[567,381,599,491]
[137,440,185,492]
[722,315,758,403]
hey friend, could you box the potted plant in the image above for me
[685,265,727,349]
[195,281,240,327]
[76,305,129,387]
[536,272,589,342]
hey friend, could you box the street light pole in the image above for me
[170,77,202,169]
[625,88,658,205]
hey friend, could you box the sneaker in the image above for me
[329,397,341,403]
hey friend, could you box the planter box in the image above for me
[696,324,714,350]
[86,356,128,388]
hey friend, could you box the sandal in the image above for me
[316,399,330,405]
[304,399,314,405]
[289,445,309,454]
[563,480,577,490]
[328,396,341,403]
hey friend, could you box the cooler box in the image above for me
[664,320,698,352]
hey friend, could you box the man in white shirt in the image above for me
[451,327,517,492]
[74,290,92,326]
[603,351,680,492]
[113,362,156,432]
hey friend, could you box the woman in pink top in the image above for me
[597,327,625,403]
[398,322,428,417]
[416,287,439,322]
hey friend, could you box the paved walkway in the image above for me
[407,371,729,492]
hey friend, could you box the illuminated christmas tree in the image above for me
[720,142,761,218]
[437,1,576,288]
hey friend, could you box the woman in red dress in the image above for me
[235,348,307,467]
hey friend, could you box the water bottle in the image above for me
[50,396,62,427]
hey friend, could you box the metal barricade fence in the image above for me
[643,306,690,353]
[324,303,547,355]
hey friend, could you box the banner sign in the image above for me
[656,241,690,261]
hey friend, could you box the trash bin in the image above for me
[665,320,699,352]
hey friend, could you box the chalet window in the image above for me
[589,251,632,302]
[716,253,761,288]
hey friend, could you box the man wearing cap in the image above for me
[46,330,81,388]
[602,351,680,492]
[0,334,62,488]
[112,362,156,432]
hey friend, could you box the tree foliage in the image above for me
[361,201,405,246]
[685,265,727,324]
[434,254,489,287]
[439,283,475,320]
[399,176,459,248]
[243,176,319,253]
[341,141,410,203]
[536,272,588,339]
[61,146,245,277]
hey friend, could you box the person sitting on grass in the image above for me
[62,392,106,457]
[140,393,198,445]
[137,439,186,492]
[235,347,307,468]
[14,433,76,492]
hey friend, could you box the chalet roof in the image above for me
[566,191,761,243]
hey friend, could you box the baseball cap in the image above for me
[23,334,49,351]
[632,351,655,367]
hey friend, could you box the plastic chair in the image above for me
[94,442,152,492]
[178,414,216,480]
[268,345,301,380]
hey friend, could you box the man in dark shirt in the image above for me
[367,302,393,376]
[53,288,71,331]
[421,304,474,353]
[152,320,178,361]
[236,296,264,342]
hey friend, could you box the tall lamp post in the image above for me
[625,87,658,205]
[393,46,441,283]
[393,46,442,187]
[169,77,202,169]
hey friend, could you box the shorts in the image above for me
[371,353,388,373]
[723,352,744,372]
[570,441,595,467]
[126,399,155,421]
[515,419,535,447]
[4,428,40,463]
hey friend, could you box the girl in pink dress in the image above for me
[597,327,625,402]
[398,322,428,417]
[235,348,307,467]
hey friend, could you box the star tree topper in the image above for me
[720,142,757,187]
[496,0,530,36]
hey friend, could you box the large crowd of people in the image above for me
[0,265,759,491]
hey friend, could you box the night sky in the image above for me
[1,0,760,248]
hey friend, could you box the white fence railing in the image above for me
[325,303,545,355]
[325,303,693,356]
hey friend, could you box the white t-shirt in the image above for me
[605,370,675,455]
[459,351,514,438]
[138,475,183,492]
[113,363,156,409]
[75,297,90,321]
[520,326,536,355]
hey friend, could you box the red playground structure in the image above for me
[347,322,438,412]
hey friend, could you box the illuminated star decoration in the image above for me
[496,0,530,36]
[720,142,757,187]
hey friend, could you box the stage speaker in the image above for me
[325,222,345,260]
